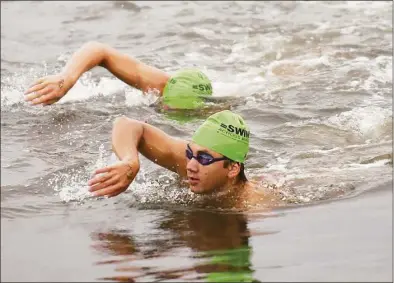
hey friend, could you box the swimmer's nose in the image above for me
[186,157,199,173]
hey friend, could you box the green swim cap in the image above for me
[192,110,250,163]
[162,69,213,109]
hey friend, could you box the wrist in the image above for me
[59,72,77,91]
[122,157,140,180]
[122,155,140,169]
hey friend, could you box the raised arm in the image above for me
[88,116,187,197]
[25,41,170,105]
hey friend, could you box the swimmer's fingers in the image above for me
[24,81,47,95]
[89,161,137,198]
[25,85,52,102]
[42,98,60,106]
[32,77,45,86]
[25,74,68,105]
[94,165,115,175]
[91,184,126,198]
[32,93,61,105]
[29,89,56,105]
[89,174,119,193]
[88,171,115,187]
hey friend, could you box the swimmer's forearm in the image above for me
[111,116,187,176]
[61,41,106,91]
[111,116,144,167]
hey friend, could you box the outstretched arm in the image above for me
[88,116,187,197]
[25,41,170,105]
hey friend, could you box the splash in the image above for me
[253,168,358,205]
[125,87,159,107]
[281,104,392,143]
[362,56,392,95]
[51,143,109,203]
[324,106,392,141]
[50,144,198,206]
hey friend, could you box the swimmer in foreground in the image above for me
[87,110,279,208]
[24,41,213,110]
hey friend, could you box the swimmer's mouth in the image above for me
[188,177,200,185]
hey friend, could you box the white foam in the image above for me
[362,56,392,93]
[125,87,159,107]
[1,68,36,109]
[0,70,162,110]
[56,80,98,104]
[61,75,160,107]
[57,75,128,104]
[52,144,194,205]
[309,1,392,11]
[191,27,216,40]
[0,88,25,109]
[265,55,331,77]
[53,144,108,203]
[325,106,392,140]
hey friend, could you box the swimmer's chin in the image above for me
[189,185,210,194]
[186,179,213,194]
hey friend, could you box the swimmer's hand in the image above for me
[88,160,140,198]
[24,74,71,106]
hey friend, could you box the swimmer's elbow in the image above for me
[80,41,110,66]
[82,41,106,54]
[113,116,143,132]
[112,116,145,148]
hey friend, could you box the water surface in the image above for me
[1,1,392,282]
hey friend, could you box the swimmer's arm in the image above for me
[25,42,169,105]
[111,116,188,178]
[64,41,170,93]
[97,42,170,94]
[88,116,187,197]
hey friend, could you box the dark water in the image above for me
[1,1,392,282]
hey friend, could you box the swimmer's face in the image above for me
[185,143,234,194]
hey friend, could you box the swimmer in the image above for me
[87,110,279,208]
[24,41,213,110]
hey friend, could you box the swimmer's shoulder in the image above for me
[245,180,285,207]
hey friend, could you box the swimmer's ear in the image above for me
[227,162,241,179]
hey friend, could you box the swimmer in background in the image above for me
[86,110,281,209]
[24,41,229,112]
